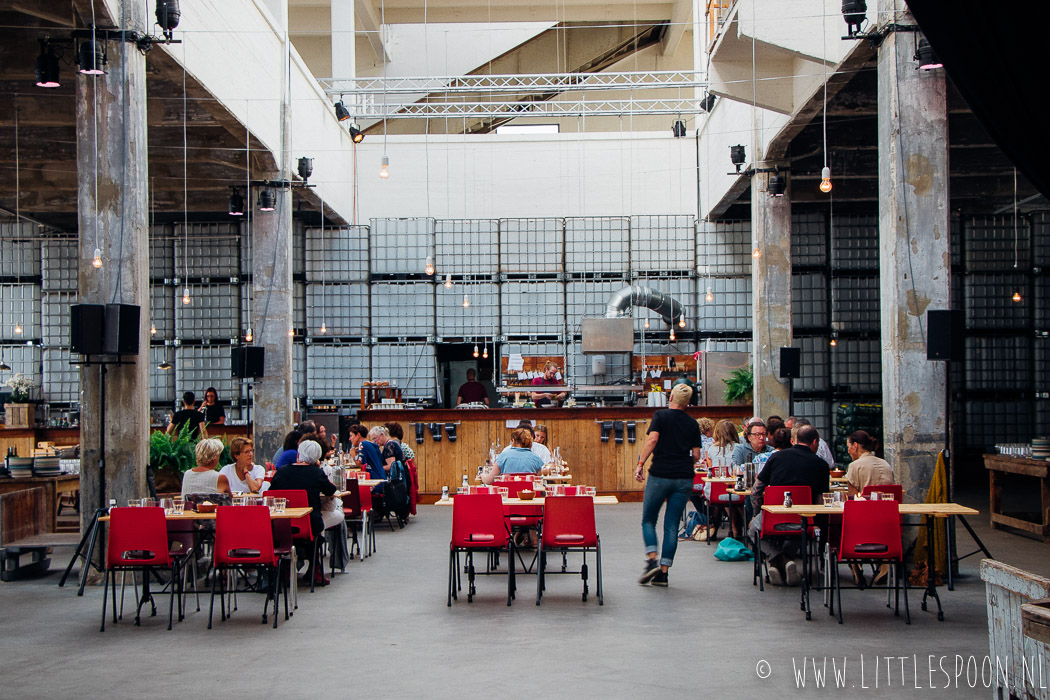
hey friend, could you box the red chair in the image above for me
[102,507,179,631]
[536,495,602,605]
[448,494,514,607]
[208,506,286,629]
[832,499,910,624]
[753,485,812,591]
[342,479,372,560]
[265,489,325,592]
[861,484,904,502]
[358,484,378,555]
[706,480,745,545]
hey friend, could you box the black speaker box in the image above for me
[779,347,801,378]
[104,304,140,355]
[70,304,105,355]
[232,347,265,378]
[927,310,963,361]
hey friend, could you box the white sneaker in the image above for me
[785,560,801,586]
[768,567,784,586]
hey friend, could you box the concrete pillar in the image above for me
[750,166,792,419]
[877,1,950,500]
[331,0,356,78]
[75,12,150,536]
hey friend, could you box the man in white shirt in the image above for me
[500,420,552,464]
[786,417,836,468]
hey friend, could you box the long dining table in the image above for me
[761,502,979,621]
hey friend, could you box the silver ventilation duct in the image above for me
[605,285,683,325]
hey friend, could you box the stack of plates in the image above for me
[1033,438,1050,460]
[6,457,34,478]
[32,457,62,477]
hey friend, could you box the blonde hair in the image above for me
[697,417,714,433]
[712,420,738,448]
[195,438,224,468]
[669,383,693,407]
[510,428,533,449]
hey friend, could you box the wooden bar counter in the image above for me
[357,405,751,499]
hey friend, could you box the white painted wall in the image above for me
[344,132,698,221]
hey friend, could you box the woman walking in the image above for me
[635,383,703,587]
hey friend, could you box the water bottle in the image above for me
[441,485,449,501]
[783,491,793,508]
[461,474,469,488]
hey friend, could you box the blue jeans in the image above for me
[641,475,693,567]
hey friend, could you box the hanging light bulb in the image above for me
[482,344,488,359]
[1012,290,1022,303]
[182,286,191,305]
[678,316,686,329]
[644,319,650,329]
[829,337,837,347]
[245,327,253,342]
[473,344,479,358]
[14,323,23,335]
[424,256,435,276]
[669,329,676,341]
[287,328,295,337]
[462,294,470,308]
[379,155,390,180]
[444,273,453,289]
[150,322,157,336]
[91,247,103,269]
[819,166,833,193]
[706,287,714,303]
[752,247,761,259]
[320,322,328,334]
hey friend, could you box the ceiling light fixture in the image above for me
[348,124,365,143]
[228,188,244,216]
[150,322,157,336]
[158,359,172,370]
[92,247,103,269]
[462,294,470,309]
[819,166,833,193]
[424,256,435,276]
[34,39,60,88]
[669,328,676,341]
[245,327,253,342]
[156,0,182,41]
[258,189,275,211]
[334,99,350,122]
[444,273,453,289]
[473,344,479,358]
[297,156,313,183]
[672,120,687,138]
[915,36,943,71]
[842,0,867,38]
[730,145,746,173]
[706,287,714,303]
[320,322,327,334]
[0,358,10,372]
[678,316,686,328]
[182,286,191,305]
[77,39,106,75]
[768,171,787,197]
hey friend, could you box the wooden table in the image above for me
[0,474,79,532]
[761,502,979,621]
[984,454,1050,540]
[434,495,619,507]
[99,507,312,522]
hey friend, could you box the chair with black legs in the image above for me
[831,499,910,625]
[208,505,286,629]
[448,493,515,607]
[101,507,180,632]
[535,495,603,605]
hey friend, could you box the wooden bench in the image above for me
[0,487,79,581]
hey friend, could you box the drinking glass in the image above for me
[128,499,142,507]
[497,486,509,498]
[869,492,880,501]
[833,490,845,508]
[264,497,276,512]
[821,493,834,507]
[273,498,286,514]
[171,498,184,515]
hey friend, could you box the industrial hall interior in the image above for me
[1,0,1049,697]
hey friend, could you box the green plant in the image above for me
[149,423,197,476]
[723,365,754,404]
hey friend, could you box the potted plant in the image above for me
[722,365,754,405]
[149,424,231,493]
[4,373,36,428]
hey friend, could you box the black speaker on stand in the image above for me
[779,346,801,417]
[70,304,106,355]
[232,347,264,433]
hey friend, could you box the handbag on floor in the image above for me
[713,537,753,561]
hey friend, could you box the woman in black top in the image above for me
[200,387,226,425]
[634,383,703,587]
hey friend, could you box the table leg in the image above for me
[920,516,944,621]
[800,515,811,620]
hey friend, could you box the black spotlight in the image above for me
[156,0,181,39]
[915,37,943,70]
[297,157,314,182]
[228,189,244,216]
[699,93,717,112]
[672,120,687,138]
[258,189,276,211]
[77,39,106,75]
[34,40,60,88]
[334,101,350,122]
[348,124,365,143]
[730,144,746,173]
[842,0,867,37]
[768,172,787,197]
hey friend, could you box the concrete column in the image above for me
[750,166,792,420]
[75,12,150,536]
[331,0,356,78]
[877,1,950,500]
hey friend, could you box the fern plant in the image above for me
[723,365,754,404]
[149,423,197,476]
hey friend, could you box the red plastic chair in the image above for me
[266,489,325,592]
[342,479,371,560]
[359,484,378,555]
[448,494,514,607]
[832,499,909,624]
[536,495,602,605]
[753,485,812,590]
[102,507,179,631]
[861,484,904,502]
[706,480,745,545]
[208,506,286,629]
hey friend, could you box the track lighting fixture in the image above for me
[730,145,746,173]
[379,155,390,180]
[156,0,181,40]
[915,37,943,70]
[672,120,687,138]
[91,247,103,269]
[334,100,350,122]
[768,171,787,197]
[35,40,60,88]
[77,39,106,75]
[819,166,833,193]
[228,189,244,216]
[258,189,276,211]
[348,124,365,143]
[297,157,313,183]
[842,0,867,38]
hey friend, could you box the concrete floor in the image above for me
[0,491,1045,699]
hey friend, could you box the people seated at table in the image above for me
[787,417,836,468]
[765,416,785,448]
[456,368,490,406]
[533,424,549,447]
[732,420,774,473]
[482,428,546,484]
[747,426,830,586]
[168,391,207,439]
[269,439,338,585]
[771,428,792,451]
[694,420,740,535]
[386,422,418,514]
[500,420,552,465]
[697,417,715,454]
[181,438,230,496]
[274,430,302,469]
[844,430,895,497]
[219,437,267,493]
[349,424,385,485]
